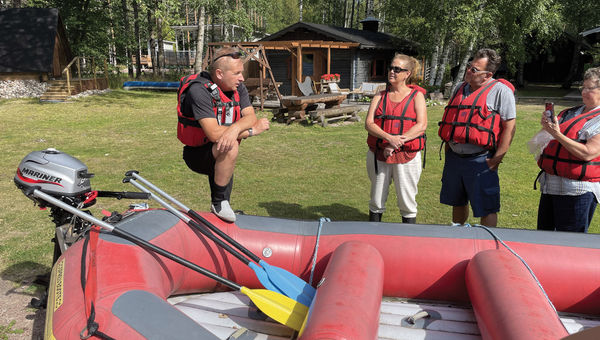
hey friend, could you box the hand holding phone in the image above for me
[544,102,554,122]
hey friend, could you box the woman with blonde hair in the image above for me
[365,54,427,223]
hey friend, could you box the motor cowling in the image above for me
[14,148,93,198]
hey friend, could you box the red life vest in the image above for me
[366,85,427,152]
[438,79,514,150]
[177,73,242,147]
[538,106,600,182]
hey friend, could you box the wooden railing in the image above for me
[61,56,109,94]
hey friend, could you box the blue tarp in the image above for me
[123,81,179,90]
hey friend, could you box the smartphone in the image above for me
[545,102,554,120]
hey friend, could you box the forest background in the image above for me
[1,0,599,91]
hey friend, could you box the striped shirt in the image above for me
[539,105,600,199]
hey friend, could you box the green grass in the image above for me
[1,90,598,283]
[0,321,24,340]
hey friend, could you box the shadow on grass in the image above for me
[1,262,49,339]
[259,201,367,221]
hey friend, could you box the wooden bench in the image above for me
[276,93,347,124]
[309,106,361,127]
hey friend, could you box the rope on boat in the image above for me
[309,217,330,286]
[460,223,560,315]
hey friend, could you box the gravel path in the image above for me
[0,277,45,339]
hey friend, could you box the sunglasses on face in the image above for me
[389,66,409,73]
[466,63,489,74]
[213,51,245,62]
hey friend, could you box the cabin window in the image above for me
[302,54,314,76]
[371,59,387,80]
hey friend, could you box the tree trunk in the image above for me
[428,31,442,86]
[132,0,142,78]
[299,0,303,22]
[147,9,156,74]
[343,0,348,27]
[562,36,582,89]
[350,0,355,28]
[451,38,474,94]
[121,0,133,78]
[193,5,206,74]
[516,61,525,88]
[156,6,165,76]
[435,40,452,87]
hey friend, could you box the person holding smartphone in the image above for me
[536,67,600,232]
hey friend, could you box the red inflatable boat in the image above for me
[42,208,600,340]
[13,149,600,340]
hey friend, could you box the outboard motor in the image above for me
[15,148,150,262]
[15,148,97,261]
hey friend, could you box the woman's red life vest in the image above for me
[438,79,514,150]
[366,85,427,153]
[177,73,242,147]
[538,106,600,182]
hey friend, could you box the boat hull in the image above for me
[45,209,600,339]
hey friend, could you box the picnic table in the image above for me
[274,93,359,126]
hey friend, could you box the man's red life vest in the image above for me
[177,73,242,147]
[438,79,514,150]
[366,84,427,152]
[538,106,600,182]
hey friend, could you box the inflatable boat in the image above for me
[14,149,600,340]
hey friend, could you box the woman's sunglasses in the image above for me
[212,51,245,62]
[389,66,409,73]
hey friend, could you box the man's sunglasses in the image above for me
[389,66,409,73]
[466,63,489,74]
[212,51,245,62]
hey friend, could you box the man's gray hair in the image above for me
[473,48,502,74]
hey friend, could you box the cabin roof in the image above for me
[0,8,62,73]
[261,21,417,52]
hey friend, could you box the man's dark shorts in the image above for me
[183,143,215,176]
[440,149,500,217]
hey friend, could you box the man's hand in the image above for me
[252,118,270,136]
[216,125,241,152]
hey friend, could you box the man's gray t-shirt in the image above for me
[448,79,516,154]
[182,73,252,122]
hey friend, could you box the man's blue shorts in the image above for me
[440,149,500,217]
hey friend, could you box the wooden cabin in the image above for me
[0,8,72,81]
[258,20,418,96]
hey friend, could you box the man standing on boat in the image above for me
[438,48,516,227]
[177,47,270,222]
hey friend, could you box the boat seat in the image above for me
[112,290,219,340]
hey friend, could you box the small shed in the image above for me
[0,8,72,81]
[259,21,419,96]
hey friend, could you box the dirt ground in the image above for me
[0,277,46,339]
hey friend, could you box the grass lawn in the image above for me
[1,90,598,283]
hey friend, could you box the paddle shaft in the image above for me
[127,179,251,266]
[28,187,242,291]
[128,172,263,263]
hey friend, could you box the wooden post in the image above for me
[92,57,97,89]
[104,59,109,88]
[66,69,71,95]
[260,53,265,111]
[327,47,331,75]
[296,46,302,96]
[77,58,83,92]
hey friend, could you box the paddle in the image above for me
[124,173,316,306]
[26,186,308,331]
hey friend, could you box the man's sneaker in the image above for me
[211,200,236,222]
